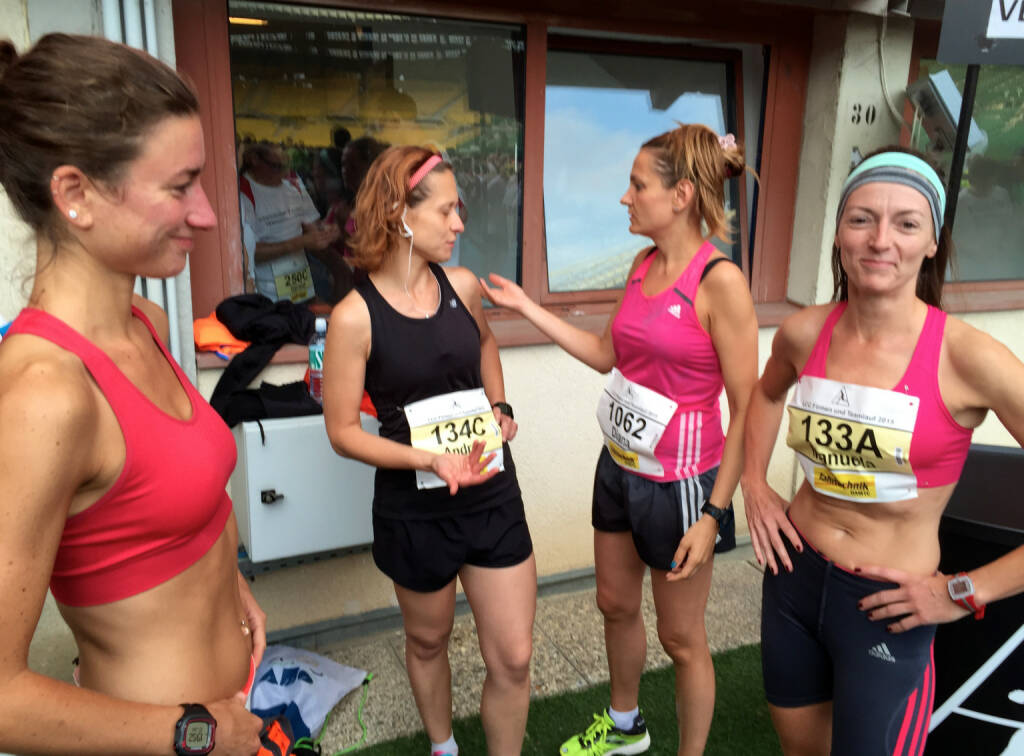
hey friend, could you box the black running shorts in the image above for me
[591,445,735,569]
[372,496,533,593]
[761,530,937,756]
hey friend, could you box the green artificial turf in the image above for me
[351,643,781,755]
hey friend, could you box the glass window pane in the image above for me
[913,62,1024,282]
[543,48,741,293]
[228,1,525,303]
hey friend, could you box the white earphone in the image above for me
[399,205,413,238]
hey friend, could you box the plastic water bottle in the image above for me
[308,317,327,405]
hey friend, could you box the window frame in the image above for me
[907,21,1024,314]
[537,35,749,305]
[172,0,811,363]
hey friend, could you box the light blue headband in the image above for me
[837,152,946,241]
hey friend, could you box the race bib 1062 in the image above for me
[403,388,503,490]
[596,368,678,478]
[786,375,920,502]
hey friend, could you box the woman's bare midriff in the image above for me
[58,525,251,705]
[787,479,957,578]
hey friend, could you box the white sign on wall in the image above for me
[989,0,1024,39]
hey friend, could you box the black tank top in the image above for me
[356,263,520,518]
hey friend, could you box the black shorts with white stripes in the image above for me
[591,445,735,569]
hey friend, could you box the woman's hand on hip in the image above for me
[206,692,263,755]
[430,439,499,495]
[740,478,802,576]
[856,566,969,632]
[667,515,718,581]
[237,570,267,668]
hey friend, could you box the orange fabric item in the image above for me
[193,312,249,356]
[360,390,377,417]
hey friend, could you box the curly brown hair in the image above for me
[642,123,749,244]
[348,146,452,272]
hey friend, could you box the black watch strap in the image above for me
[700,501,732,530]
[174,703,216,756]
[492,401,514,420]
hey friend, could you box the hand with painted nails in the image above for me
[739,477,802,576]
[856,566,968,633]
[666,514,718,581]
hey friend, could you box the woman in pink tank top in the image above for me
[743,147,1024,755]
[0,35,264,754]
[481,125,758,756]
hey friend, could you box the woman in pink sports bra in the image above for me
[0,35,264,755]
[481,124,758,756]
[743,147,1024,756]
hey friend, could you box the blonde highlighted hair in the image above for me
[348,145,451,272]
[641,123,749,243]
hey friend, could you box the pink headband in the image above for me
[408,154,442,189]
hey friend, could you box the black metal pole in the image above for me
[943,63,980,229]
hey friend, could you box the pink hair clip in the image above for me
[718,133,736,150]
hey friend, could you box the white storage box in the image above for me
[229,414,378,563]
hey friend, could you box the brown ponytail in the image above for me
[0,40,17,77]
[642,123,750,243]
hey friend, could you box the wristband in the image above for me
[947,572,985,620]
[492,401,514,420]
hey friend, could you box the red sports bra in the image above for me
[5,307,235,606]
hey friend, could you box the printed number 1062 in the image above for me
[608,401,646,440]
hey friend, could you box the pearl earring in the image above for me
[68,209,78,220]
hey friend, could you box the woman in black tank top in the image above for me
[324,147,535,756]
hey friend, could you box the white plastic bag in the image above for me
[250,644,367,739]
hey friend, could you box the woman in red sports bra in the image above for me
[743,147,1024,755]
[0,35,264,755]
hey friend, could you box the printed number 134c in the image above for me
[431,417,486,445]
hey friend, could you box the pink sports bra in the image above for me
[787,302,972,501]
[4,307,235,606]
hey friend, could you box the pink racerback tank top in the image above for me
[610,242,726,482]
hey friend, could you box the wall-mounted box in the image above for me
[229,414,378,563]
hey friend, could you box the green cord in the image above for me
[292,673,374,755]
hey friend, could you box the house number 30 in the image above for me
[851,103,877,125]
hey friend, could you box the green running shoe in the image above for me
[558,709,650,755]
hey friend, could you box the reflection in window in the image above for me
[228,1,525,303]
[913,62,1024,282]
[543,48,741,293]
